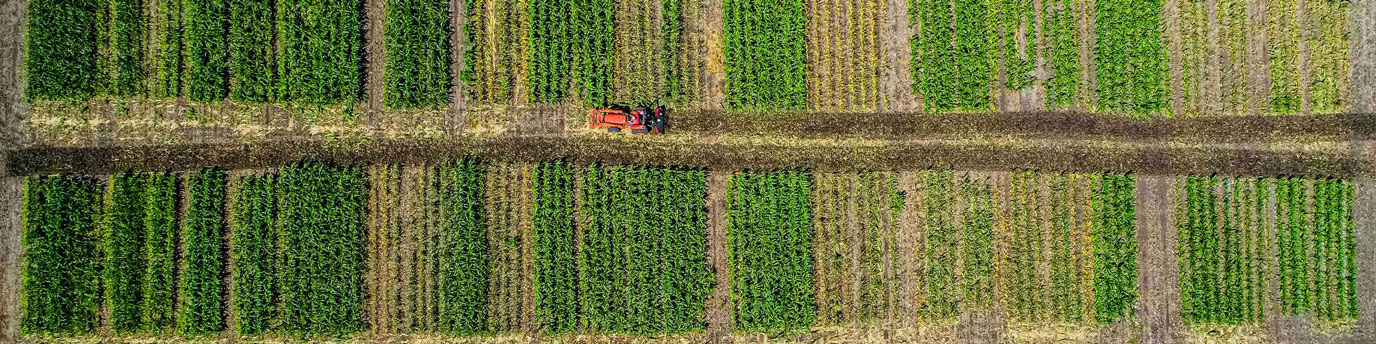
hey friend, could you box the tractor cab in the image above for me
[590,105,667,135]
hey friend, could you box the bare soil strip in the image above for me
[1353,0,1376,113]
[9,136,1370,179]
[705,171,730,344]
[1166,0,1186,116]
[449,0,466,133]
[1357,179,1376,341]
[1078,0,1097,110]
[1136,176,1180,344]
[0,0,26,148]
[0,177,20,343]
[672,111,1376,143]
[702,0,725,110]
[366,0,386,113]
[882,0,915,112]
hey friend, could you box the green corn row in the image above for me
[961,176,995,311]
[385,0,453,108]
[857,173,902,321]
[571,0,615,107]
[533,161,577,334]
[185,0,230,102]
[921,170,957,319]
[1092,173,1135,324]
[229,0,278,102]
[728,171,813,332]
[723,0,809,111]
[912,0,991,112]
[437,160,490,334]
[1267,0,1300,114]
[105,174,149,333]
[178,169,227,335]
[528,0,573,104]
[1043,0,1081,110]
[1095,0,1168,115]
[1277,177,1309,314]
[20,176,103,334]
[579,165,711,334]
[279,163,367,335]
[1049,173,1087,322]
[156,0,185,99]
[232,173,279,336]
[25,0,100,100]
[278,0,363,104]
[143,174,179,333]
[991,0,1035,91]
[111,0,145,96]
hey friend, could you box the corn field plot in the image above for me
[612,0,665,106]
[811,172,902,325]
[465,0,530,105]
[1276,177,1358,322]
[1177,176,1269,324]
[484,163,535,334]
[1176,0,1261,116]
[805,0,886,112]
[366,165,443,333]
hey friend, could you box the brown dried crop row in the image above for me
[668,110,1376,143]
[9,135,1369,180]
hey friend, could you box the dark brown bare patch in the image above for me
[883,0,917,112]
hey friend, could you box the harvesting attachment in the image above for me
[589,105,667,135]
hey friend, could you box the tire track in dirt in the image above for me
[704,171,731,344]
[0,0,26,149]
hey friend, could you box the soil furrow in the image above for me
[449,0,465,133]
[883,0,915,112]
[705,171,730,344]
[1166,0,1186,116]
[1136,175,1176,344]
[0,177,20,343]
[1353,0,1376,113]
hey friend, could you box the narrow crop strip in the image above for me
[723,0,809,111]
[229,0,278,102]
[178,169,228,334]
[533,161,577,334]
[25,0,99,100]
[728,171,814,332]
[105,174,150,333]
[232,173,279,335]
[279,163,367,335]
[20,176,103,334]
[1092,173,1135,323]
[385,0,453,108]
[278,0,363,104]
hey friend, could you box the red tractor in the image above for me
[589,105,667,135]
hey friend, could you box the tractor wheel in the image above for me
[607,127,621,133]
